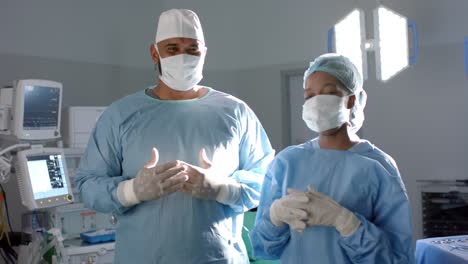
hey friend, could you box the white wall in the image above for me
[408,0,468,47]
[0,0,162,69]
[364,43,468,239]
[1,0,468,241]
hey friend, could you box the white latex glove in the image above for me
[298,186,361,236]
[117,148,188,207]
[181,148,241,204]
[269,189,310,232]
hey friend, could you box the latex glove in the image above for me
[299,186,361,236]
[269,189,310,232]
[117,148,188,207]
[181,148,241,204]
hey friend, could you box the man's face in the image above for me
[304,71,347,101]
[156,37,204,59]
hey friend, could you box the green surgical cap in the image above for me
[303,53,363,94]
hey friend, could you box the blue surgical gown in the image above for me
[249,138,414,263]
[75,87,274,264]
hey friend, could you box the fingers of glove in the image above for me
[160,172,189,190]
[154,160,182,174]
[305,187,333,204]
[305,213,320,226]
[155,166,186,182]
[280,196,310,210]
[180,181,199,192]
[306,185,316,193]
[287,189,309,201]
[306,215,329,227]
[271,198,307,216]
[181,180,193,188]
[160,181,186,197]
[183,169,204,184]
[287,188,306,196]
[306,187,341,208]
[306,185,330,201]
[283,207,308,220]
[269,211,285,227]
[305,211,337,226]
[179,186,197,195]
[289,220,307,232]
[179,163,205,179]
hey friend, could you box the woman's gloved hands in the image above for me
[269,186,361,236]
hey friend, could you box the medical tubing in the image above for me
[0,143,31,156]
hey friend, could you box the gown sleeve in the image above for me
[248,154,292,260]
[74,109,131,214]
[339,163,415,264]
[226,105,275,212]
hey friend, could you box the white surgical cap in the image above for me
[304,53,367,133]
[155,9,205,45]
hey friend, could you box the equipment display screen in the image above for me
[23,85,60,130]
[26,154,69,199]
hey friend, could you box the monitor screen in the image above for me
[12,79,62,140]
[23,85,60,130]
[26,154,70,200]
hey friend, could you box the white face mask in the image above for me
[159,53,205,91]
[302,95,350,133]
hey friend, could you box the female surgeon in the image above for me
[249,54,414,263]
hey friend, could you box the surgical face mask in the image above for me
[302,95,350,133]
[159,53,205,91]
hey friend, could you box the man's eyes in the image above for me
[189,46,200,52]
[166,46,199,53]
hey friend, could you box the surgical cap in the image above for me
[303,53,367,133]
[155,9,205,44]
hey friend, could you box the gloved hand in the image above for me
[181,148,241,204]
[117,148,188,207]
[269,189,310,232]
[297,186,361,236]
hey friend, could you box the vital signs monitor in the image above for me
[12,79,62,140]
[16,147,73,210]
